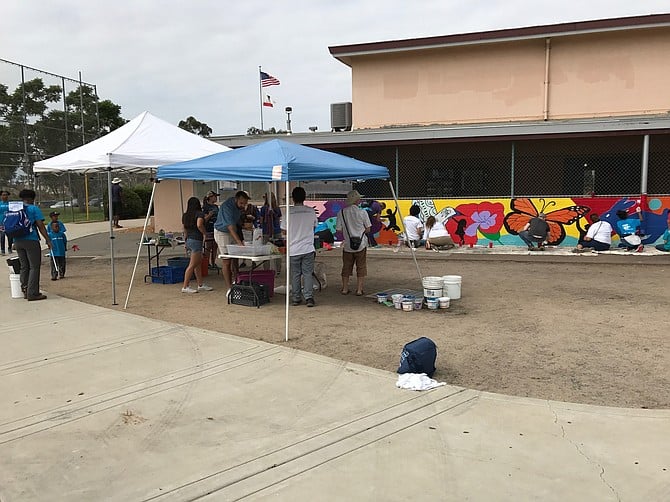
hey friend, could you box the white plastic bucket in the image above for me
[423,287,442,298]
[9,273,22,299]
[401,300,414,312]
[426,298,439,310]
[438,296,450,309]
[442,275,462,300]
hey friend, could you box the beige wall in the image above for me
[153,179,193,233]
[350,28,670,129]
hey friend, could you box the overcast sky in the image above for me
[2,1,669,136]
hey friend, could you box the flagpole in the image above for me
[259,65,264,131]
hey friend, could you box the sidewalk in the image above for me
[1,253,669,500]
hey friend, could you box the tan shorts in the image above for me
[214,230,235,256]
[341,248,367,277]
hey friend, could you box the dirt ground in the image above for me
[45,249,670,409]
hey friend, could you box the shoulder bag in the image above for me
[341,209,365,251]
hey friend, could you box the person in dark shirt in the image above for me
[111,177,123,228]
[181,197,213,294]
[518,213,550,251]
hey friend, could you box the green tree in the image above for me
[178,116,212,137]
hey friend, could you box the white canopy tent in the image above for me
[33,111,230,304]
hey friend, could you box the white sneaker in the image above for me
[197,284,213,291]
[181,286,199,294]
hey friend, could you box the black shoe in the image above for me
[292,298,302,306]
[27,294,47,301]
[51,277,58,281]
[306,298,315,307]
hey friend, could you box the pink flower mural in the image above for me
[447,201,505,244]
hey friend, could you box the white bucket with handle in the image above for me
[442,275,462,300]
[9,273,22,299]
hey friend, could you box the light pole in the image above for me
[285,106,292,134]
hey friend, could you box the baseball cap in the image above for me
[206,190,219,197]
[49,211,60,217]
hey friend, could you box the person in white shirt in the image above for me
[336,190,371,296]
[572,213,613,253]
[403,204,424,248]
[424,215,455,251]
[281,187,318,307]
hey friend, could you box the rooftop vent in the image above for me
[330,102,352,132]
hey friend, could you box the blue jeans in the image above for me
[518,230,544,248]
[290,252,315,301]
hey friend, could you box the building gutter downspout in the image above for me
[543,38,551,121]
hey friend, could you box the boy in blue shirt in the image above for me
[616,207,644,252]
[47,211,67,280]
[0,190,11,254]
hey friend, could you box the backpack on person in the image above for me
[397,337,438,377]
[3,205,32,238]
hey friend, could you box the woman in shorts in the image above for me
[181,197,213,294]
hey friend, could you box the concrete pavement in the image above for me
[1,221,669,501]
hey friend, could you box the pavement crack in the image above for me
[547,401,620,501]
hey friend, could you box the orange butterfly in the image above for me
[503,198,590,245]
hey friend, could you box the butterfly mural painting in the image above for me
[503,198,590,245]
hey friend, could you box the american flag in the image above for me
[260,71,280,87]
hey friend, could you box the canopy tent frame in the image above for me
[130,139,422,341]
[33,111,230,304]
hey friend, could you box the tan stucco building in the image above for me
[186,14,670,234]
[330,14,670,129]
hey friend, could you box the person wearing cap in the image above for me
[111,177,123,228]
[281,186,318,307]
[518,212,550,251]
[13,188,52,300]
[335,190,371,296]
[202,191,220,270]
[214,190,249,290]
[47,211,68,280]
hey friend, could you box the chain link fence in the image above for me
[327,132,670,200]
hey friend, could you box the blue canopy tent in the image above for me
[125,139,420,340]
[155,138,390,181]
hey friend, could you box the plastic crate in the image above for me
[228,281,270,307]
[167,257,190,269]
[151,266,185,284]
[227,244,272,256]
[236,270,275,297]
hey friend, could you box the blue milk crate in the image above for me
[151,265,185,284]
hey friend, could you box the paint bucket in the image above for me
[426,298,439,310]
[9,273,22,299]
[413,297,423,310]
[401,300,414,312]
[392,294,403,309]
[422,276,443,298]
[438,296,450,309]
[442,275,462,300]
[376,293,388,304]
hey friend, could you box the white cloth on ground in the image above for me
[396,373,446,391]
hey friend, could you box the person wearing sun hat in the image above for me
[111,177,123,228]
[335,189,371,296]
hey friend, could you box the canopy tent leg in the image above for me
[284,179,290,342]
[123,181,157,309]
[388,180,423,285]
[107,156,117,305]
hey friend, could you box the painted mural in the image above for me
[306,196,670,248]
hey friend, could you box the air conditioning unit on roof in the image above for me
[330,102,352,132]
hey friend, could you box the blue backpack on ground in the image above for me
[3,205,32,238]
[397,337,437,377]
